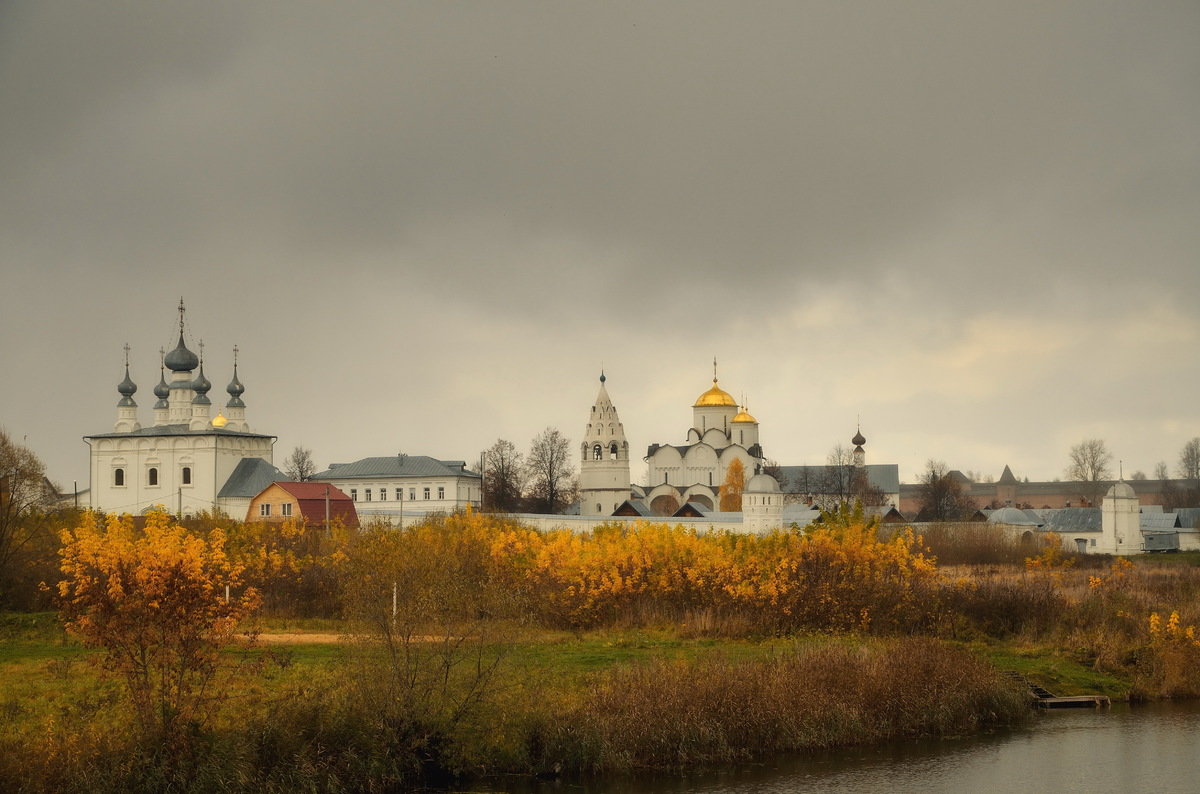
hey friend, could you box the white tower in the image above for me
[743,470,783,533]
[732,403,759,449]
[1101,480,1141,555]
[579,372,631,516]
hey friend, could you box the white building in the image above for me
[580,364,897,519]
[640,364,763,515]
[85,302,279,517]
[578,372,633,516]
[311,455,481,525]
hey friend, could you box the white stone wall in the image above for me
[88,433,273,517]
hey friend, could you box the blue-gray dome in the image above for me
[164,334,199,372]
[116,366,137,407]
[192,364,211,395]
[192,363,212,405]
[117,367,137,397]
[153,369,170,400]
[226,366,245,407]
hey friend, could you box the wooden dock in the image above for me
[1003,671,1111,709]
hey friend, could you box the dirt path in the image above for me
[252,632,344,644]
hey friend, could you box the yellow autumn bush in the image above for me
[56,509,259,746]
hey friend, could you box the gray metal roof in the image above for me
[85,424,274,440]
[1174,508,1200,530]
[988,506,1043,526]
[314,455,481,480]
[1035,508,1102,533]
[217,458,287,499]
[1140,513,1181,531]
[776,464,900,494]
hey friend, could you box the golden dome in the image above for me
[694,381,737,407]
[211,412,228,428]
[732,407,757,423]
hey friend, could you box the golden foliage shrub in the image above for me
[56,510,259,745]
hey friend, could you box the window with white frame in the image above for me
[365,489,372,501]
[409,488,415,500]
[260,503,271,516]
[437,486,445,500]
[281,503,293,517]
[181,466,192,485]
[423,487,430,500]
[113,468,125,487]
[148,467,159,486]
[350,489,357,501]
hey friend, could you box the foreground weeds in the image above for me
[529,636,1028,773]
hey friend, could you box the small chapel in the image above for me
[84,301,280,518]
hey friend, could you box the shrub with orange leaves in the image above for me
[1136,610,1200,698]
[55,510,260,746]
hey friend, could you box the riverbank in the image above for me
[0,618,1051,792]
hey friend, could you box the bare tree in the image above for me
[916,459,976,521]
[283,446,316,481]
[1155,461,1170,480]
[1178,437,1200,481]
[0,430,54,603]
[1129,470,1147,481]
[526,428,574,514]
[811,443,855,510]
[1066,438,1112,507]
[481,438,525,512]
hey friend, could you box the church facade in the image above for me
[579,365,898,519]
[579,365,766,517]
[84,302,279,518]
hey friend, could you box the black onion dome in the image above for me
[191,363,212,405]
[117,366,137,406]
[164,334,199,372]
[117,367,137,397]
[851,429,866,446]
[153,370,170,400]
[226,366,245,407]
[192,364,211,395]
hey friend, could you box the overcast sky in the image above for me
[2,1,1198,492]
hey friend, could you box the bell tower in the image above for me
[579,371,631,516]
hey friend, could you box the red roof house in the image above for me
[246,481,359,527]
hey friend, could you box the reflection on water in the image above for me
[479,701,1200,794]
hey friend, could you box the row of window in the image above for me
[348,486,445,502]
[112,466,192,487]
[259,503,293,517]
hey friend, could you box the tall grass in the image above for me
[528,636,1029,773]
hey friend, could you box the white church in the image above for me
[84,302,281,518]
[578,365,779,520]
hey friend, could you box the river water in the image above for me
[482,701,1200,794]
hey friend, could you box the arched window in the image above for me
[114,468,125,487]
[148,467,159,486]
[609,443,618,459]
[593,444,603,460]
[181,466,192,485]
